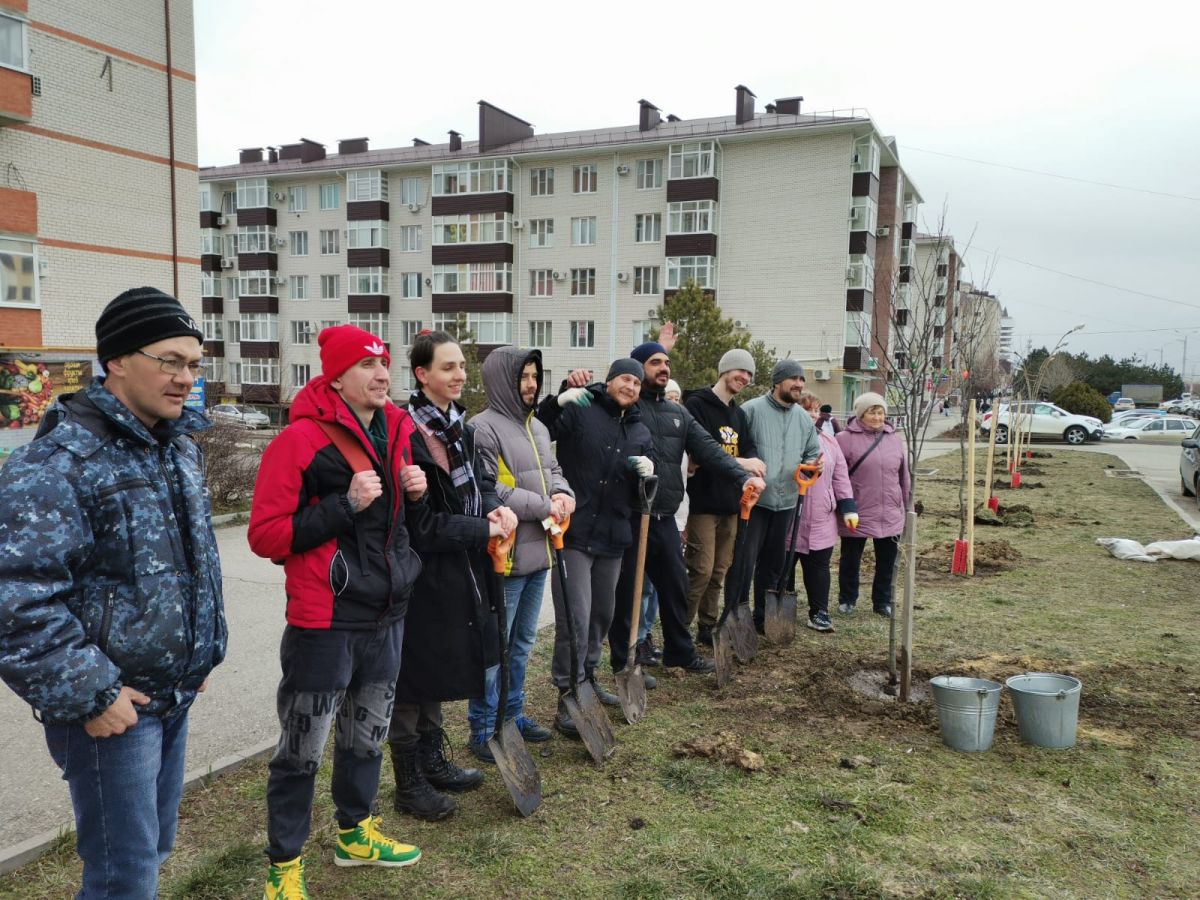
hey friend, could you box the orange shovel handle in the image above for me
[794,457,822,496]
[739,481,762,521]
[487,529,517,574]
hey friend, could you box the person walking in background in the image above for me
[816,403,842,435]
[0,288,226,899]
[836,392,911,618]
[467,346,574,760]
[792,394,858,632]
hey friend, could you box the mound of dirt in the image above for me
[918,539,1021,574]
[672,730,764,772]
[975,503,1035,528]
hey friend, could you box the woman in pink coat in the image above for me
[789,394,858,632]
[835,392,911,618]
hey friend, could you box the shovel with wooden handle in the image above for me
[615,474,659,725]
[485,531,542,816]
[714,480,762,687]
[764,460,822,644]
[547,517,616,763]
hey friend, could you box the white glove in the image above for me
[557,387,592,408]
[628,456,654,478]
[843,512,859,530]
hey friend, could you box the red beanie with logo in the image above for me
[318,325,391,380]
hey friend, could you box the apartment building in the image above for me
[0,0,198,449]
[199,87,922,412]
[956,284,1004,389]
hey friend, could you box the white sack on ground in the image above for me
[1096,536,1200,563]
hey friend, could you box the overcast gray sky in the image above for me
[194,0,1200,381]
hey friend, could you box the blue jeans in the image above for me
[467,569,548,739]
[638,580,659,642]
[44,710,189,899]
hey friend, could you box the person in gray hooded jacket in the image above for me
[467,347,575,758]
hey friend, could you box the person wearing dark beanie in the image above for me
[606,357,644,382]
[95,286,203,372]
[630,342,668,364]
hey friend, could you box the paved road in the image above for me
[3,423,1193,861]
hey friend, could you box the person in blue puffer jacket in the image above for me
[0,288,226,900]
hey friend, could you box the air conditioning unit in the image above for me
[616,164,631,175]
[616,272,628,283]
[511,219,523,229]
[552,271,564,281]
[408,203,420,213]
[864,357,880,371]
[813,368,832,381]
[220,258,234,269]
[273,191,287,202]
[274,276,287,285]
[216,215,227,226]
[275,237,287,247]
[876,226,890,237]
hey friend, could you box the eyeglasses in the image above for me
[136,349,206,377]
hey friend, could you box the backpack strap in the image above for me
[315,420,375,473]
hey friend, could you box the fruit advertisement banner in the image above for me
[0,358,94,429]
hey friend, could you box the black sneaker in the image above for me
[678,655,716,675]
[468,735,495,764]
[696,626,714,648]
[588,676,620,707]
[554,695,580,739]
[807,611,834,632]
[514,716,553,743]
[837,602,856,615]
[874,604,893,618]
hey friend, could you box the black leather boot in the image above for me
[417,729,484,793]
[391,744,456,821]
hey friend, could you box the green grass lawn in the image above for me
[4,448,1197,899]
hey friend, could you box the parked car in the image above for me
[979,402,1104,446]
[208,404,270,429]
[1101,416,1197,443]
[1109,409,1166,426]
[1180,423,1200,508]
[1113,397,1136,412]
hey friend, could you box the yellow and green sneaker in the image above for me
[264,856,309,900]
[334,815,421,868]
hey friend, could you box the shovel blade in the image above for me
[764,589,798,644]
[615,663,647,724]
[488,719,542,817]
[734,602,759,661]
[567,683,616,763]
[714,620,736,687]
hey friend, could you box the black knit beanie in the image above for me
[606,357,644,382]
[95,287,204,370]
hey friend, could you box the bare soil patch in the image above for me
[917,538,1021,576]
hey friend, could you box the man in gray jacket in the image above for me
[740,359,823,633]
[468,347,575,758]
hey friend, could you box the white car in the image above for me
[979,401,1104,446]
[1113,397,1136,412]
[1101,416,1198,442]
[208,404,271,429]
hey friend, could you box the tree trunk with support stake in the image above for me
[899,511,917,701]
[967,400,977,575]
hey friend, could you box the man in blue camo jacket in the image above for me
[0,287,227,899]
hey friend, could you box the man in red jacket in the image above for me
[249,325,432,898]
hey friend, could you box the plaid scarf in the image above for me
[408,389,481,516]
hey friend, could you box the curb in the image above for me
[0,738,278,877]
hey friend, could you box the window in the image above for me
[199,184,216,212]
[226,319,240,343]
[899,240,915,267]
[289,231,308,256]
[431,159,513,195]
[0,239,37,307]
[846,254,874,290]
[348,312,388,339]
[529,321,552,348]
[243,359,280,385]
[291,320,313,344]
[398,177,424,206]
[571,268,595,296]
[201,273,221,297]
[236,177,268,209]
[349,220,389,249]
[528,218,554,248]
[289,275,308,300]
[569,320,595,348]
[240,312,279,341]
[849,196,878,234]
[431,213,509,245]
[571,217,597,246]
[237,270,275,296]
[903,199,919,224]
[666,256,715,289]
[291,364,311,388]
[431,263,513,293]
[844,310,871,347]
[632,320,656,344]
[237,225,276,254]
[400,272,422,299]
[0,13,26,70]
[224,276,238,299]
[202,313,223,341]
[206,358,224,382]
[636,159,663,190]
[319,183,340,210]
[320,229,340,255]
[572,165,597,194]
[320,275,340,300]
[635,213,661,243]
[668,200,714,234]
[529,270,553,297]
[226,361,241,386]
[348,268,388,295]
[852,135,881,177]
[530,168,554,196]
[668,141,716,179]
[200,229,222,255]
[220,190,237,216]
[347,170,387,203]
[224,234,238,258]
[319,319,340,331]
[633,266,660,295]
[397,225,421,252]
[287,186,307,213]
[396,366,415,391]
[400,320,424,345]
[432,312,512,344]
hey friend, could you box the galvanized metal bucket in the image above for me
[930,676,1003,752]
[1005,673,1081,749]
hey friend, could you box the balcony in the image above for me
[0,66,32,125]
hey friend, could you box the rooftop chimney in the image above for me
[735,84,756,124]
[774,96,804,115]
[638,99,660,132]
[666,114,681,123]
[266,147,278,163]
[278,142,303,161]
[448,130,462,152]
[413,138,429,147]
[765,103,776,114]
[337,137,369,155]
[239,147,263,164]
[299,138,326,163]
[478,101,534,152]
